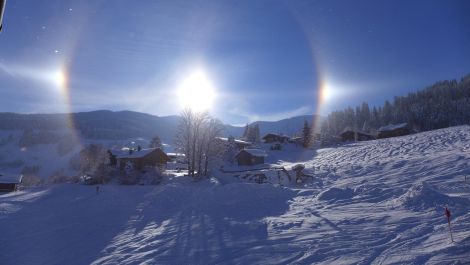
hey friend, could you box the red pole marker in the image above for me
[445,207,454,242]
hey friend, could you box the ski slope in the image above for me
[1,126,470,264]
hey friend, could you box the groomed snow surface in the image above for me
[2,126,470,264]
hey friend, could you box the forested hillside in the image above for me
[320,74,470,135]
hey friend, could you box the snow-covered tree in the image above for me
[223,136,238,165]
[149,135,163,149]
[77,144,110,183]
[244,123,261,144]
[302,120,312,148]
[319,73,470,143]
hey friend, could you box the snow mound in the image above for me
[393,182,468,210]
[317,187,355,202]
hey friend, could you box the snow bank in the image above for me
[392,181,469,211]
[317,187,355,202]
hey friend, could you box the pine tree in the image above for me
[149,135,163,149]
[245,124,261,143]
[242,124,249,140]
[302,120,311,148]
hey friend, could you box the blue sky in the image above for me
[0,0,469,125]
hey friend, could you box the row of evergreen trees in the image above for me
[319,74,470,137]
[242,123,261,143]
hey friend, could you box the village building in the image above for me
[262,133,290,143]
[109,147,170,171]
[339,128,375,142]
[214,137,252,150]
[0,174,23,192]
[378,123,410,139]
[235,149,267,166]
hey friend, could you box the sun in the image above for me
[177,70,216,112]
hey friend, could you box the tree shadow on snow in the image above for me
[93,183,297,264]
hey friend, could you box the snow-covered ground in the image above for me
[1,126,470,264]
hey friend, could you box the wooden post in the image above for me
[445,207,454,243]
[447,219,454,243]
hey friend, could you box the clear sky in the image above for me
[0,0,469,125]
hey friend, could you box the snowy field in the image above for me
[1,126,470,264]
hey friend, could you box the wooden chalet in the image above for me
[0,174,23,192]
[339,128,375,142]
[378,123,410,139]
[109,147,170,171]
[262,133,290,143]
[235,149,267,166]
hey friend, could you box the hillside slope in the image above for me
[1,126,469,264]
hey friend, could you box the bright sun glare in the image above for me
[51,69,67,89]
[177,70,216,112]
[320,83,332,102]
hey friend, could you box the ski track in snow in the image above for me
[1,126,470,264]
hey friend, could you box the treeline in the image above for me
[320,73,470,136]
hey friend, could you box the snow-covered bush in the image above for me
[75,144,111,183]
[21,174,44,186]
[119,161,138,185]
[140,167,164,185]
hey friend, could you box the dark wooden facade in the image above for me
[263,133,290,143]
[0,183,17,192]
[235,150,265,166]
[116,148,170,171]
[340,130,375,142]
[378,124,410,139]
[0,174,22,192]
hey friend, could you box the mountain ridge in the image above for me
[0,110,321,143]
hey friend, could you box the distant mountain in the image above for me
[0,111,321,143]
[251,115,320,136]
[0,110,181,143]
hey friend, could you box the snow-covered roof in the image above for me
[110,148,162,159]
[237,149,268,157]
[340,127,372,136]
[215,137,252,145]
[166,152,186,157]
[378,123,408,132]
[0,174,23,184]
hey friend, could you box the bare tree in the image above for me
[174,109,210,178]
[201,118,225,176]
[174,109,224,178]
[175,109,194,177]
